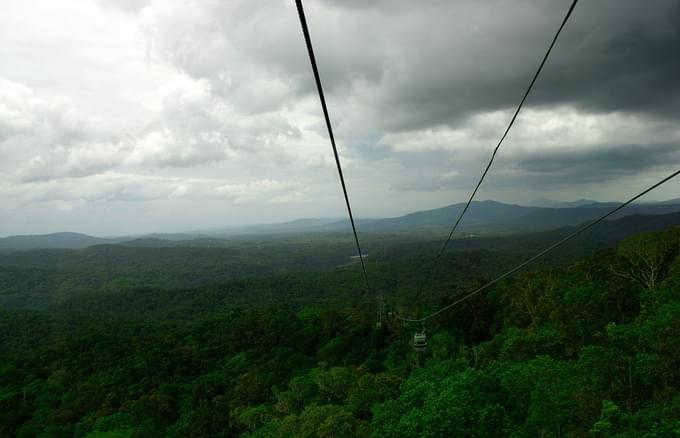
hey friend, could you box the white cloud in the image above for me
[0,78,131,182]
[380,107,680,156]
[0,172,304,205]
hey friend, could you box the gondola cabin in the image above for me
[413,331,427,352]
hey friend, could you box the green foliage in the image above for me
[1,227,680,436]
[373,365,509,437]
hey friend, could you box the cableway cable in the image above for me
[295,0,372,295]
[407,0,579,317]
[396,167,680,323]
[438,0,579,258]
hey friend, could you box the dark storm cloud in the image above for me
[142,0,680,132]
[528,1,680,119]
[388,140,680,193]
[360,0,680,132]
[501,142,680,187]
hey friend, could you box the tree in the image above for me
[613,232,677,291]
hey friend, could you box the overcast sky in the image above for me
[1,0,679,236]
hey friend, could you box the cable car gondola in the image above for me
[413,331,427,352]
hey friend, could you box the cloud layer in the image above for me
[1,0,679,235]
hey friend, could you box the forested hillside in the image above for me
[1,227,679,437]
[2,213,678,313]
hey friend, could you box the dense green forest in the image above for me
[2,212,677,312]
[1,226,680,436]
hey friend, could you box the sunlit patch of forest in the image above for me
[1,226,679,437]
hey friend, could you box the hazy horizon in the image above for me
[3,195,680,238]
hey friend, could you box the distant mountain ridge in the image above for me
[301,200,680,234]
[358,200,538,231]
[2,199,680,252]
[0,232,116,252]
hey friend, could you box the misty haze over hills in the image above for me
[2,198,680,252]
